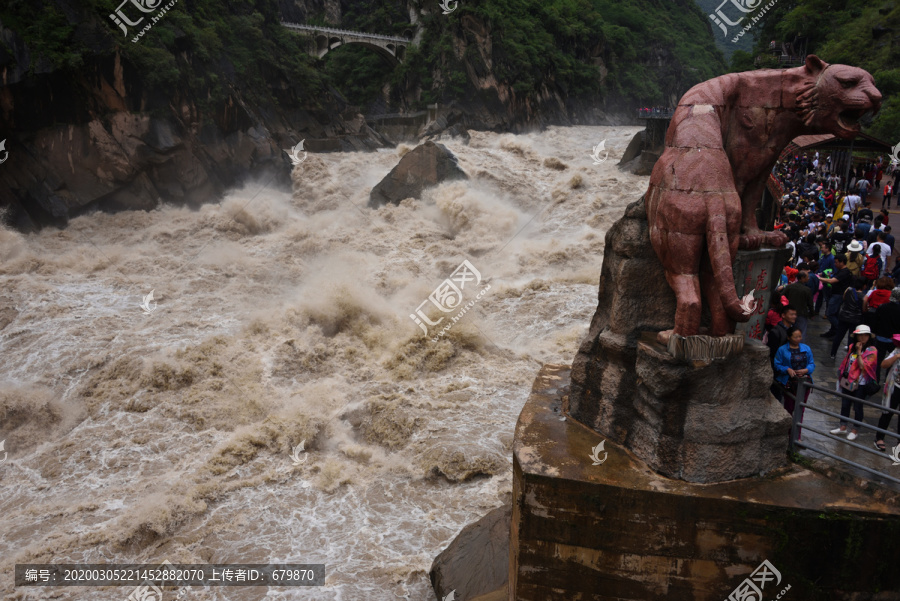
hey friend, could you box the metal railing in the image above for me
[365,110,427,121]
[786,380,900,486]
[636,108,674,119]
[280,22,411,43]
[779,55,805,65]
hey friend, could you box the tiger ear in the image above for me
[804,55,827,75]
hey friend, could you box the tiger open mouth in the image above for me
[838,108,873,130]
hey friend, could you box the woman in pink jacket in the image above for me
[831,324,879,441]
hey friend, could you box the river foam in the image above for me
[0,125,648,600]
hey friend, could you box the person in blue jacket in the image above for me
[774,326,816,434]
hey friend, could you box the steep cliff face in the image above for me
[280,0,343,24]
[436,13,618,131]
[0,2,385,231]
[0,0,724,230]
[380,0,726,132]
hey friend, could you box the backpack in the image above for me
[862,252,882,280]
[838,288,863,324]
[767,324,787,359]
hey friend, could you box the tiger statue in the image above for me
[646,55,882,343]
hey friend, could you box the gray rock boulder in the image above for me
[430,504,510,601]
[368,141,468,208]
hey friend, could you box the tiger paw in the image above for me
[763,230,789,247]
[738,233,765,250]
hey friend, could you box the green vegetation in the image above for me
[0,0,326,116]
[323,46,396,109]
[1,0,726,122]
[392,0,726,110]
[728,0,900,143]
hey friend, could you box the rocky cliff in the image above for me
[0,0,725,230]
[386,0,726,132]
[0,0,386,231]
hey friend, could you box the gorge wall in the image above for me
[0,0,725,230]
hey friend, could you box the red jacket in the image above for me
[868,289,892,311]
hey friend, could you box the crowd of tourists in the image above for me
[764,151,900,452]
[637,106,673,117]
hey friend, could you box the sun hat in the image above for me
[853,324,872,335]
[848,240,863,252]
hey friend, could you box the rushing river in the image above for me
[0,125,648,600]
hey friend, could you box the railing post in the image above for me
[789,380,806,452]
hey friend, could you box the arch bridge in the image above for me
[281,22,411,64]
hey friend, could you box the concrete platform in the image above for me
[509,364,900,601]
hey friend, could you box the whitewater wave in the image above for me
[0,125,648,600]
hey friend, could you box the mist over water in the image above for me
[0,126,648,600]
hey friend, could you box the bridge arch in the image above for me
[283,22,410,64]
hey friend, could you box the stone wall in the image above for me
[510,365,900,601]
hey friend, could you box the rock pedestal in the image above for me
[567,196,791,483]
[631,334,790,481]
[567,197,674,448]
[508,365,900,601]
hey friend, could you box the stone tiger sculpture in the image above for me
[646,55,882,343]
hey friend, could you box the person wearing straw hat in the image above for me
[831,324,879,441]
[876,333,900,451]
[845,240,865,276]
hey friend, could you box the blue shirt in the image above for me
[806,272,820,296]
[774,343,815,385]
[818,253,835,275]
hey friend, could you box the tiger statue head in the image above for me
[796,55,882,139]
